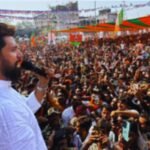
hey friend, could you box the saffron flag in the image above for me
[30,32,36,47]
[115,8,124,32]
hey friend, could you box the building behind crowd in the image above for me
[98,8,117,23]
[33,1,79,30]
[21,1,150,32]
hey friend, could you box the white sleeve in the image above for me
[0,103,37,150]
[25,91,42,113]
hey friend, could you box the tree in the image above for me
[15,21,35,37]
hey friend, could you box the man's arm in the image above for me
[0,102,47,150]
[25,75,49,113]
[111,110,139,118]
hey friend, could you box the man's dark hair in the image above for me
[78,116,92,132]
[72,100,82,111]
[0,23,15,51]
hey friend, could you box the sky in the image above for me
[0,0,149,10]
[0,0,150,24]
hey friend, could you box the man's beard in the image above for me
[1,58,21,82]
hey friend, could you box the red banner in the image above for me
[69,34,82,42]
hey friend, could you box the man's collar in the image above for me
[0,80,11,88]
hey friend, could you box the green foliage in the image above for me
[15,21,35,37]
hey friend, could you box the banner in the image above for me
[69,33,82,47]
[69,34,82,42]
[115,8,124,32]
[48,32,56,45]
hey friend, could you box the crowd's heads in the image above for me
[47,107,61,129]
[75,104,87,117]
[97,118,111,134]
[101,105,111,120]
[52,129,68,149]
[76,115,92,134]
[139,113,150,133]
[117,98,129,110]
[47,107,60,117]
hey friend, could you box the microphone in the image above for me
[21,60,47,77]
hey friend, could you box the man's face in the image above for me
[0,36,22,81]
[101,107,110,120]
[139,116,147,132]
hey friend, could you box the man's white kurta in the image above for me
[0,80,47,150]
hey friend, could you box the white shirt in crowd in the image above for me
[0,80,47,150]
[62,106,75,127]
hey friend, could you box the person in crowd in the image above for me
[62,100,87,127]
[138,113,150,149]
[42,107,61,146]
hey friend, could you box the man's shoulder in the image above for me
[62,106,74,118]
[0,100,18,114]
[0,101,17,124]
[0,100,14,108]
[63,106,73,113]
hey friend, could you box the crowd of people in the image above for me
[14,32,150,149]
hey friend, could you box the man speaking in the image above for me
[0,23,48,150]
